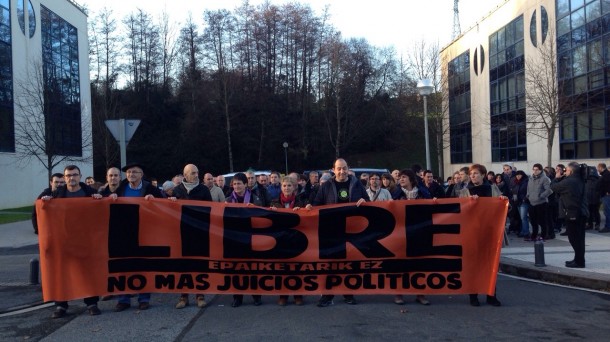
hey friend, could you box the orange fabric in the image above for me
[37,197,508,301]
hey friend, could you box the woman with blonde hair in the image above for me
[269,176,309,306]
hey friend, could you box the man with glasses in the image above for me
[366,173,392,201]
[110,162,162,312]
[527,163,554,240]
[41,165,103,318]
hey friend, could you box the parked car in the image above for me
[220,170,272,185]
[304,168,389,179]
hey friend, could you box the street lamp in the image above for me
[282,142,289,174]
[417,79,434,171]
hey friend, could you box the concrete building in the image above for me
[441,0,609,175]
[0,0,91,209]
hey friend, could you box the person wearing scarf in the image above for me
[394,168,431,306]
[225,172,264,307]
[269,176,309,306]
[170,164,212,310]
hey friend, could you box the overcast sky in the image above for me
[77,0,503,56]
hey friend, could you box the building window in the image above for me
[0,0,14,152]
[41,6,81,156]
[531,10,538,47]
[17,0,36,38]
[448,50,472,164]
[489,15,527,162]
[558,0,610,159]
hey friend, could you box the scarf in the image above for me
[280,192,296,208]
[402,186,419,200]
[182,180,199,193]
[230,189,251,203]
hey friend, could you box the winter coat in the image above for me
[509,177,528,205]
[526,173,552,206]
[312,175,370,205]
[586,171,601,205]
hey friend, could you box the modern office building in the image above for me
[0,0,91,209]
[441,0,610,175]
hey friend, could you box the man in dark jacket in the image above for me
[98,167,121,197]
[170,164,211,309]
[551,162,586,268]
[112,163,162,312]
[42,165,103,318]
[422,170,445,198]
[596,163,610,232]
[32,173,65,234]
[308,158,369,307]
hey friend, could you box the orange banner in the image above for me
[36,197,508,301]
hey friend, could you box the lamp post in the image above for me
[417,79,434,171]
[282,142,289,174]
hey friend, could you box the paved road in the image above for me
[1,276,610,341]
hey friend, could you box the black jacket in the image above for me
[32,187,53,234]
[597,169,610,196]
[115,179,162,198]
[52,182,98,198]
[312,175,370,205]
[550,174,585,219]
[173,183,212,201]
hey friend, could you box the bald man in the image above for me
[203,173,225,202]
[170,164,213,309]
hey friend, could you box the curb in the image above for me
[499,257,610,292]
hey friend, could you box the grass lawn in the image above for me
[0,206,33,224]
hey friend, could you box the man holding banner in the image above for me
[41,165,103,318]
[307,158,369,307]
[112,162,162,312]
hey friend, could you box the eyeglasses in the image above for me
[64,173,80,178]
[108,174,120,177]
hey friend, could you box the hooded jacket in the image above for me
[526,172,552,206]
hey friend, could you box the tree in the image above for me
[524,30,576,167]
[407,39,447,176]
[13,59,92,180]
[203,9,238,172]
[89,7,121,173]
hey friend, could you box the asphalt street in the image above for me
[1,276,610,341]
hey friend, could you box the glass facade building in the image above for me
[489,16,527,162]
[448,51,472,164]
[0,0,13,152]
[41,5,81,156]
[556,0,609,159]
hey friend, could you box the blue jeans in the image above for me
[603,195,610,229]
[117,293,150,304]
[519,203,530,236]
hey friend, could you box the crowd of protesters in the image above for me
[35,157,597,317]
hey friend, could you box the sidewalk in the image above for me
[500,230,610,291]
[1,219,609,313]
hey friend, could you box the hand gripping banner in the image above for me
[36,197,508,301]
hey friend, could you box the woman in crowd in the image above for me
[394,169,431,306]
[510,170,530,238]
[466,163,503,307]
[381,172,402,199]
[486,171,496,184]
[269,176,308,306]
[495,173,507,196]
[226,172,264,307]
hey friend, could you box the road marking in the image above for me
[0,303,53,318]
[500,273,610,295]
